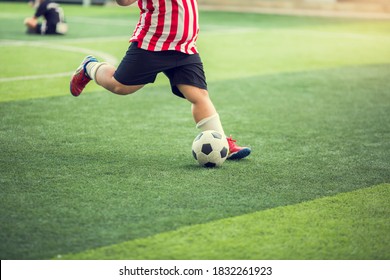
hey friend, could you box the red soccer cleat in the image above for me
[227,136,251,160]
[69,55,97,97]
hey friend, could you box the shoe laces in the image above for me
[226,136,238,150]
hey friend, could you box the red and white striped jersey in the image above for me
[130,0,200,54]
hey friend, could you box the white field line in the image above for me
[0,40,119,83]
[55,36,129,44]
[1,26,388,83]
[0,72,74,82]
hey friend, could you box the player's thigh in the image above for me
[166,60,208,99]
[110,75,145,95]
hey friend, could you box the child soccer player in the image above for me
[70,0,251,160]
[24,0,67,35]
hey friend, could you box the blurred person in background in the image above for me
[24,0,68,35]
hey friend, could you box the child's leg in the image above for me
[87,63,144,95]
[176,85,216,123]
[177,84,251,160]
[70,56,145,96]
[177,84,225,135]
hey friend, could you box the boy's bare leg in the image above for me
[93,64,144,95]
[70,56,144,97]
[177,84,217,124]
[177,83,251,160]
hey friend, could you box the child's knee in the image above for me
[178,84,209,103]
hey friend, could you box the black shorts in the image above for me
[36,22,59,35]
[114,42,207,98]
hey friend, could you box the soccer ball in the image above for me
[192,130,229,168]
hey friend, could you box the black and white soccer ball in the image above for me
[192,130,229,168]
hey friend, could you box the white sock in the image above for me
[85,61,107,82]
[196,113,225,136]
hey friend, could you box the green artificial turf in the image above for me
[0,3,389,260]
[61,184,390,260]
